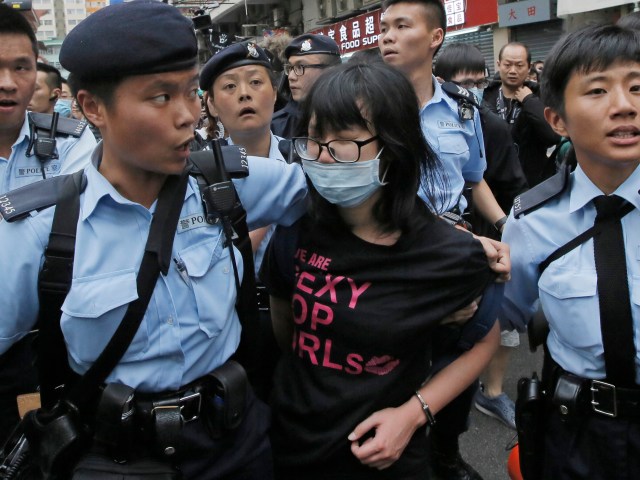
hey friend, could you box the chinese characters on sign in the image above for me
[444,0,465,27]
[312,9,382,55]
[498,0,551,27]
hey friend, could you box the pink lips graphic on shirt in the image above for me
[364,355,400,376]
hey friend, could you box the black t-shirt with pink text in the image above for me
[262,212,493,478]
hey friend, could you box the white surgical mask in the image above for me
[469,87,484,104]
[54,98,72,117]
[302,148,387,208]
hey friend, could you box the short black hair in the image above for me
[541,24,640,117]
[0,4,38,58]
[498,42,531,64]
[37,62,62,90]
[382,0,447,55]
[67,74,123,109]
[617,11,640,31]
[434,43,486,81]
[300,61,447,233]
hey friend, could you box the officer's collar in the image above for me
[11,114,31,150]
[569,163,640,213]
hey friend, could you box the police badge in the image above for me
[301,39,312,52]
[246,43,260,58]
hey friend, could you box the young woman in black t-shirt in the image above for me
[262,62,501,479]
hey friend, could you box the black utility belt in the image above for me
[549,369,640,421]
[94,360,248,460]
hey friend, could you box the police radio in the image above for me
[200,139,237,226]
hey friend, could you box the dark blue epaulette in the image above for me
[440,81,479,108]
[29,112,88,138]
[0,171,86,222]
[513,163,571,219]
[189,145,249,179]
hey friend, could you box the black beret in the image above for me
[284,34,341,59]
[199,42,272,90]
[59,0,197,80]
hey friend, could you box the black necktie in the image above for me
[593,195,636,386]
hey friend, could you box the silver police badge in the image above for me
[247,43,259,58]
[301,39,312,52]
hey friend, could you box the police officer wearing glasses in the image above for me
[271,34,341,138]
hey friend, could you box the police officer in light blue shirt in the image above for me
[418,77,486,214]
[0,6,95,193]
[0,2,306,478]
[500,25,640,479]
[1,113,96,192]
[0,3,95,445]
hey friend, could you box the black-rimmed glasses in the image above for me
[452,78,490,89]
[292,136,379,163]
[283,64,330,76]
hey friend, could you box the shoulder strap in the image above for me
[189,144,260,379]
[37,170,85,409]
[65,170,190,409]
[28,112,88,138]
[0,173,85,223]
[440,82,479,108]
[513,163,571,219]
[538,201,635,275]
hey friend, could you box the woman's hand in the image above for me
[441,296,482,326]
[349,401,423,470]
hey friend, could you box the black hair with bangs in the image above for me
[299,61,447,233]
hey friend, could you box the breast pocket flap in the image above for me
[61,270,139,318]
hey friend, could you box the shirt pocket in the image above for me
[61,269,149,364]
[179,235,238,338]
[538,267,599,348]
[437,133,470,156]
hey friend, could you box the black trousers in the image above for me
[543,409,640,479]
[0,334,38,445]
[178,388,273,480]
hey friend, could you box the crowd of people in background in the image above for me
[1,1,640,480]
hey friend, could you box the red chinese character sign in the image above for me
[311,2,498,55]
[311,10,383,55]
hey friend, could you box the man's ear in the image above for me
[544,106,568,137]
[430,28,444,50]
[77,90,105,127]
[49,88,61,102]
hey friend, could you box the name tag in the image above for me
[16,161,61,178]
[178,213,214,233]
[438,120,463,130]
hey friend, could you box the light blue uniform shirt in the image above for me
[0,115,96,193]
[500,165,640,383]
[419,77,486,214]
[0,144,307,392]
[228,131,285,276]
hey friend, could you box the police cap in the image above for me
[284,34,341,59]
[59,0,198,80]
[200,42,272,90]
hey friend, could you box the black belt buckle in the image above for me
[152,391,202,423]
[591,380,617,418]
[178,392,202,423]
